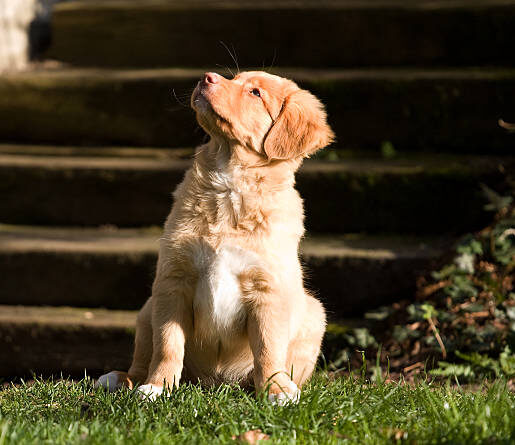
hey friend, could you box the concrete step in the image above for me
[1,146,512,233]
[1,68,514,153]
[45,0,515,68]
[0,305,136,378]
[0,225,448,317]
[0,305,363,378]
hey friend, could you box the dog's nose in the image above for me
[204,72,220,84]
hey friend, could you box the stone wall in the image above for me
[0,0,54,71]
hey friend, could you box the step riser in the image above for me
[0,249,436,316]
[46,4,515,68]
[0,319,352,379]
[299,168,500,234]
[0,161,507,233]
[1,71,514,153]
[0,321,133,378]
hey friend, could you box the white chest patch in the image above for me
[208,164,243,227]
[193,244,260,333]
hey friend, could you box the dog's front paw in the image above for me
[268,381,301,406]
[137,384,165,401]
[95,371,133,392]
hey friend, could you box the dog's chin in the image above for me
[192,94,233,139]
[191,88,211,113]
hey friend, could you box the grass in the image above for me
[0,373,514,444]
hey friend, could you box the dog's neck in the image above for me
[187,139,301,232]
[193,139,300,192]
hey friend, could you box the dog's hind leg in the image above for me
[127,297,154,384]
[96,297,153,392]
[286,294,326,388]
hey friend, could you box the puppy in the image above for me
[97,71,334,404]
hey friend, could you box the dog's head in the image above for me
[191,71,334,161]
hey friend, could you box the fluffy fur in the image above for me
[96,71,334,403]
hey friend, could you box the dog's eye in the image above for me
[250,88,261,97]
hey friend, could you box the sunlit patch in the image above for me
[137,384,165,401]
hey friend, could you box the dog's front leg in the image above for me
[138,275,193,400]
[242,270,300,405]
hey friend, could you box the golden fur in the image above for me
[97,71,334,403]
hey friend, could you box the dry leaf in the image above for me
[469,311,490,318]
[416,280,450,299]
[329,431,350,439]
[232,429,270,444]
[407,322,421,331]
[403,362,424,373]
[382,427,409,440]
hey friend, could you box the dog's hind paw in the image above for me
[268,382,301,406]
[137,384,164,401]
[95,371,133,392]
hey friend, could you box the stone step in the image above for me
[0,225,447,317]
[0,305,362,378]
[1,146,512,233]
[1,68,514,153]
[45,0,515,68]
[4,69,515,154]
[0,305,136,378]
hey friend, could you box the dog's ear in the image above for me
[263,89,334,160]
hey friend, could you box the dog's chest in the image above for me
[207,167,244,227]
[193,245,259,335]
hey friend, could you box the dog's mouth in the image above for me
[192,86,216,114]
[191,85,207,109]
[191,86,231,127]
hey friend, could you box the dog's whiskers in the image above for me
[216,64,234,78]
[268,49,277,71]
[220,41,240,75]
[171,88,192,107]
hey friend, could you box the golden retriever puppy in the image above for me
[97,71,334,404]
